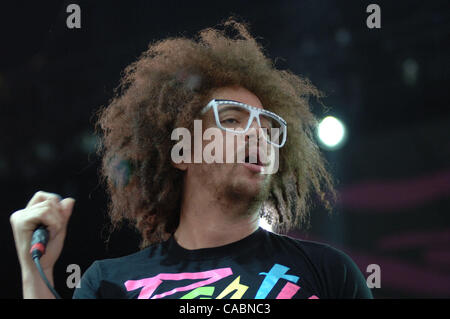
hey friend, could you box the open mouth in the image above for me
[242,150,269,173]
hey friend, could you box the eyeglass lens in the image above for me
[217,104,284,145]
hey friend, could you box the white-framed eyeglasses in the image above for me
[200,99,287,148]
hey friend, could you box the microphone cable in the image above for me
[30,225,62,299]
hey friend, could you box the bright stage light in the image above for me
[317,116,347,150]
[259,218,273,232]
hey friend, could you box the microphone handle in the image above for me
[30,225,49,259]
[29,225,62,298]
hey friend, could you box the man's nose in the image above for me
[245,117,258,134]
[245,117,264,144]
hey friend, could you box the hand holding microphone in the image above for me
[10,191,76,298]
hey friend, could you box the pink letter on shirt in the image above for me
[276,282,301,299]
[124,267,233,299]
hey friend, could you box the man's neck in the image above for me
[174,214,259,250]
[173,176,260,250]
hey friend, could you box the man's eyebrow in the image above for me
[218,106,243,112]
[215,99,239,103]
[215,99,262,108]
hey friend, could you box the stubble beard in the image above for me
[221,164,272,218]
[195,161,272,220]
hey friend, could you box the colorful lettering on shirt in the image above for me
[255,263,299,299]
[216,276,249,299]
[180,286,215,299]
[123,263,318,299]
[124,267,232,299]
[276,282,301,299]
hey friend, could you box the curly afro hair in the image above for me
[94,17,337,248]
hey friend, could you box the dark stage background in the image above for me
[1,0,449,299]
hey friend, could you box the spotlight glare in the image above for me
[259,218,272,232]
[317,116,346,149]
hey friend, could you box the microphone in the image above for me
[29,225,49,259]
[29,224,62,299]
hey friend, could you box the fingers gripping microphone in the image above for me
[30,225,49,259]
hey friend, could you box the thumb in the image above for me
[59,198,76,219]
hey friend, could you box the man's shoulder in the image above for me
[264,230,354,264]
[266,231,372,298]
[99,248,148,264]
[265,231,332,254]
[94,241,165,269]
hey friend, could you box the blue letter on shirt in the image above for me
[255,264,299,299]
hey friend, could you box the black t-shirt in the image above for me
[73,227,373,299]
